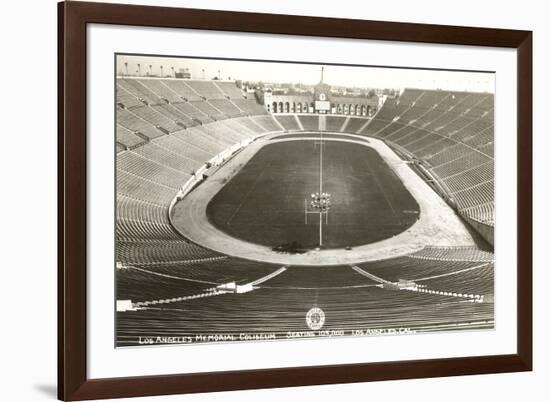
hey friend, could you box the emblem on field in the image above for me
[306,307,325,330]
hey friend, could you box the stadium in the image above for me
[115,60,494,347]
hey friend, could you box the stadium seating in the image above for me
[151,104,196,128]
[137,79,181,103]
[189,100,226,120]
[117,284,493,345]
[231,99,268,115]
[325,116,347,132]
[115,78,495,347]
[360,89,494,225]
[214,82,245,99]
[262,265,378,288]
[159,80,202,101]
[208,99,243,117]
[274,115,301,131]
[117,84,146,108]
[171,102,213,123]
[118,78,163,105]
[356,255,493,288]
[253,115,283,132]
[116,124,147,149]
[117,107,166,140]
[185,80,226,99]
[297,115,320,131]
[345,117,369,133]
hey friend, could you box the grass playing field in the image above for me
[206,140,420,249]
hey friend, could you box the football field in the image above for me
[206,140,419,249]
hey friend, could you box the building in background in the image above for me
[175,68,191,79]
[263,67,379,116]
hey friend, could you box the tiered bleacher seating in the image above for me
[131,142,203,173]
[137,79,180,103]
[116,198,179,242]
[160,80,202,101]
[214,82,245,99]
[325,116,347,132]
[117,169,177,206]
[130,105,182,132]
[115,79,494,347]
[253,115,283,132]
[360,89,494,225]
[172,127,228,155]
[117,284,493,345]
[409,246,494,262]
[116,124,146,149]
[223,118,262,138]
[274,115,300,131]
[297,115,319,131]
[208,99,243,117]
[151,104,196,128]
[234,116,270,135]
[197,122,247,145]
[117,85,146,108]
[117,151,191,188]
[231,99,267,115]
[117,267,218,303]
[118,78,163,105]
[355,256,491,284]
[117,107,165,140]
[117,240,221,265]
[119,78,267,125]
[185,81,226,99]
[416,263,494,296]
[345,117,368,133]
[262,266,378,288]
[189,100,226,120]
[171,102,213,123]
[155,135,215,163]
[115,135,227,272]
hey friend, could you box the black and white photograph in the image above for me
[115,55,495,347]
[3,0,544,400]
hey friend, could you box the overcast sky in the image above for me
[117,55,494,93]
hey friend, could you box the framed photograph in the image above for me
[58,1,532,400]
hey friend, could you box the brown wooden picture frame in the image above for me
[58,1,532,400]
